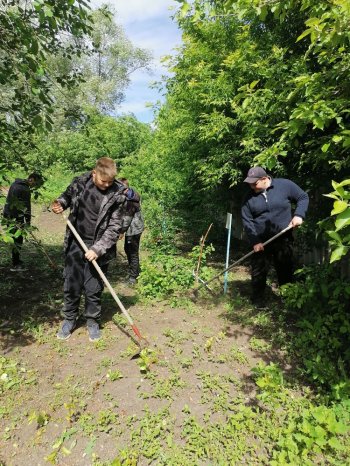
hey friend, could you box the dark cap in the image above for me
[244,167,267,183]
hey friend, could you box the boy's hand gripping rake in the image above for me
[64,216,148,355]
[194,225,293,294]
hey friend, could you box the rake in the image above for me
[64,216,148,356]
[193,225,293,294]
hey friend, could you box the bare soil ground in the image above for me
[0,206,287,465]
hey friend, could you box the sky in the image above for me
[91,0,183,123]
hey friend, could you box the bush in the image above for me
[281,265,350,398]
[137,244,214,299]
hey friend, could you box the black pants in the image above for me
[63,240,108,321]
[250,235,294,298]
[124,234,141,279]
[12,232,24,266]
[6,222,24,266]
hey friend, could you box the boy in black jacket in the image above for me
[52,157,126,341]
[118,178,144,285]
[3,173,42,271]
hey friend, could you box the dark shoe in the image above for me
[251,295,267,309]
[128,277,137,285]
[10,262,27,272]
[87,320,100,342]
[57,320,76,340]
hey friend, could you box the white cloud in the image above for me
[90,0,182,122]
[91,0,178,24]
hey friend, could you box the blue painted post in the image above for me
[224,213,232,294]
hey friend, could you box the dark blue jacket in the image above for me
[241,178,309,245]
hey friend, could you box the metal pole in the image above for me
[224,213,232,294]
[196,225,293,292]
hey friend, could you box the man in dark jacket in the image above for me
[241,166,309,304]
[52,157,126,341]
[3,173,42,271]
[119,178,144,285]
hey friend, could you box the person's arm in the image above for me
[121,189,141,233]
[288,181,309,228]
[51,178,76,213]
[17,184,31,224]
[241,200,262,249]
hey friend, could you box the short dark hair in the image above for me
[118,177,129,187]
[28,173,43,183]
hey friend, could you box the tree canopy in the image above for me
[121,0,350,246]
[0,0,93,151]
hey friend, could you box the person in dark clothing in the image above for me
[3,173,43,271]
[118,178,144,285]
[241,167,309,304]
[52,157,126,342]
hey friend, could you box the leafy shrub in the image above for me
[281,265,350,398]
[270,401,350,465]
[137,255,194,299]
[137,245,214,299]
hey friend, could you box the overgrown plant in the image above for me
[324,179,350,262]
[137,243,214,299]
[280,265,350,398]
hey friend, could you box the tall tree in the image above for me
[125,0,350,242]
[50,4,152,123]
[80,4,151,114]
[0,0,93,161]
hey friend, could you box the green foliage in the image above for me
[252,362,284,401]
[126,0,350,250]
[137,244,214,299]
[25,113,151,174]
[281,265,350,397]
[137,256,193,299]
[1,1,151,193]
[136,348,159,374]
[75,5,151,115]
[106,369,123,381]
[0,0,93,153]
[324,179,350,262]
[270,401,350,465]
[37,166,76,204]
[0,357,37,396]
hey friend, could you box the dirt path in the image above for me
[0,206,286,465]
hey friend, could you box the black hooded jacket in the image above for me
[3,179,31,224]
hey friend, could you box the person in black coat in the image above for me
[3,173,42,271]
[241,167,309,305]
[118,178,144,285]
[51,157,126,342]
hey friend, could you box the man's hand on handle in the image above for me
[52,200,97,261]
[289,215,303,228]
[51,200,64,214]
[253,220,300,252]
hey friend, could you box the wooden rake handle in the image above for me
[196,225,294,291]
[64,216,144,339]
